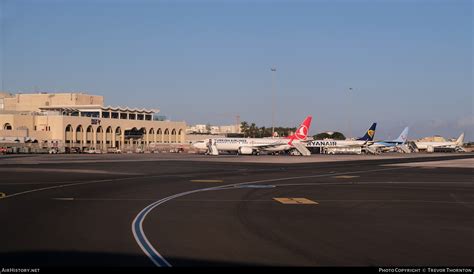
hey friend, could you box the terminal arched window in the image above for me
[3,123,12,130]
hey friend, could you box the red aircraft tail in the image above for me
[288,116,312,145]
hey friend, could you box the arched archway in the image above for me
[115,127,122,149]
[139,127,147,148]
[75,125,84,146]
[157,128,163,143]
[3,123,12,130]
[148,128,155,144]
[65,124,74,145]
[96,126,104,149]
[164,128,169,143]
[171,129,177,143]
[177,129,183,143]
[86,126,94,145]
[106,126,113,147]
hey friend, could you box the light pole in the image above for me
[271,67,277,137]
[348,87,353,139]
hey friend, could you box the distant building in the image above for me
[186,124,208,134]
[0,92,186,150]
[417,135,447,142]
[209,126,219,135]
[186,124,241,135]
[219,125,241,134]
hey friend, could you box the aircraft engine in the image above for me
[238,147,253,155]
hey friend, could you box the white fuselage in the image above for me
[414,141,459,150]
[216,138,290,151]
[369,141,404,151]
[306,139,368,148]
[192,137,293,153]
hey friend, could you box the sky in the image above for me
[0,0,472,141]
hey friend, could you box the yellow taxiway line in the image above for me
[273,197,319,204]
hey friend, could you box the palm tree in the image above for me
[249,123,257,138]
[314,132,346,140]
[259,126,266,138]
[240,121,249,137]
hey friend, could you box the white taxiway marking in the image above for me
[132,166,414,267]
[0,167,142,175]
[385,158,474,169]
[0,177,139,200]
[450,193,474,209]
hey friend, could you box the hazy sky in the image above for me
[1,0,472,140]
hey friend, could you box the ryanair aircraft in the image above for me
[306,123,377,148]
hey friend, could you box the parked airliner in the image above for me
[192,116,312,155]
[415,133,465,151]
[369,127,409,152]
[306,123,377,149]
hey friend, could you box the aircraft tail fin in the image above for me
[393,127,409,144]
[455,133,465,146]
[357,123,377,141]
[288,116,312,145]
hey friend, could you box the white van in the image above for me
[85,148,102,154]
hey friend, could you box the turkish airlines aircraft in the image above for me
[191,116,312,155]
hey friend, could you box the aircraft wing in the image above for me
[345,141,374,148]
[250,142,289,150]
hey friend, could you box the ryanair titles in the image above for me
[306,140,338,147]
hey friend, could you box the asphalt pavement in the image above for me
[0,153,472,267]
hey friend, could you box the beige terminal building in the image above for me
[0,92,186,152]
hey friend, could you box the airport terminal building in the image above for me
[0,92,186,152]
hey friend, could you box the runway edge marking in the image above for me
[131,166,412,267]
